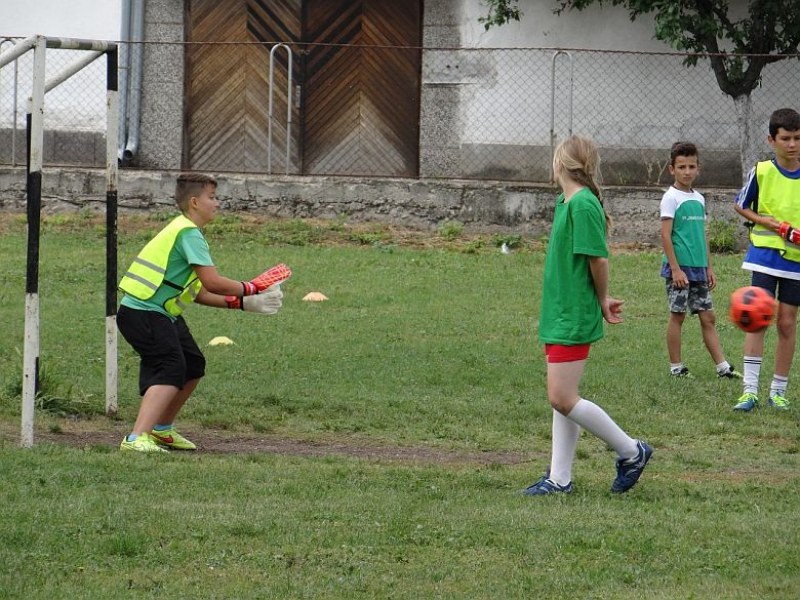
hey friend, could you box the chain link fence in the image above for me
[2,40,799,186]
[422,47,800,186]
[0,37,110,167]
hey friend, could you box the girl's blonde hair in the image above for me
[553,135,611,230]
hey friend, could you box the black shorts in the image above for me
[116,305,206,396]
[751,271,800,307]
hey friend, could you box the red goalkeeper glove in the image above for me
[778,222,800,245]
[241,263,292,295]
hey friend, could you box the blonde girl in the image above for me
[524,135,652,495]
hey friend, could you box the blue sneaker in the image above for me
[611,440,653,493]
[522,474,573,496]
[733,392,758,412]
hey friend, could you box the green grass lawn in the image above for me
[0,213,798,599]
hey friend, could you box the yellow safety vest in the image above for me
[119,214,202,316]
[749,161,800,262]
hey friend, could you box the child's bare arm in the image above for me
[588,256,623,324]
[192,265,253,296]
[734,204,780,231]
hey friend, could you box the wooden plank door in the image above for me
[185,0,301,172]
[301,0,422,176]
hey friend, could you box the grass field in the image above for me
[0,212,798,599]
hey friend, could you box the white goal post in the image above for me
[0,35,119,448]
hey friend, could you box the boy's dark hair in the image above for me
[769,108,800,137]
[670,141,698,166]
[175,173,217,211]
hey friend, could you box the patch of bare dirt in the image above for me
[1,420,535,466]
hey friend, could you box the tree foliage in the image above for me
[479,0,523,31]
[557,1,800,98]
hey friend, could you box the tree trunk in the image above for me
[733,94,762,185]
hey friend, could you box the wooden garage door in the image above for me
[185,0,301,173]
[302,0,422,176]
[185,0,421,176]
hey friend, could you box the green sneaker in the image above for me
[151,427,197,451]
[733,392,758,412]
[120,433,168,453]
[768,394,790,410]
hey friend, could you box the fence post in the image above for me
[268,43,293,175]
[550,50,574,181]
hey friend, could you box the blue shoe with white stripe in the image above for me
[611,440,652,493]
[522,474,573,496]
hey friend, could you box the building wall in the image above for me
[136,0,184,170]
[423,0,800,184]
[462,1,670,51]
[137,0,795,185]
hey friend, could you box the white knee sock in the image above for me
[769,374,788,398]
[549,409,581,486]
[567,398,638,460]
[743,356,762,394]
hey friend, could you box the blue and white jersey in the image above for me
[737,160,800,280]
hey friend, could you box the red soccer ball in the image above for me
[729,286,776,332]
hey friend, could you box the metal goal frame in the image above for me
[0,35,119,447]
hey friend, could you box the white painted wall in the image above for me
[449,0,796,158]
[462,0,667,51]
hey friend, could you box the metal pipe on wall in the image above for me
[118,0,144,165]
[123,0,144,163]
[117,0,131,162]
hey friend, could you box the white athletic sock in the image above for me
[567,398,638,460]
[549,409,581,486]
[716,361,731,374]
[670,362,685,375]
[743,356,762,394]
[769,374,788,398]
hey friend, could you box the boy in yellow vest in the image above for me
[117,173,290,451]
[733,108,800,411]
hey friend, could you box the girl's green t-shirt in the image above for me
[539,188,608,345]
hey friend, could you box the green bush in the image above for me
[437,219,464,241]
[491,233,522,249]
[708,219,738,253]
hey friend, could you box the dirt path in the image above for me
[1,421,536,466]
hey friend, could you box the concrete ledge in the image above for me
[0,166,746,246]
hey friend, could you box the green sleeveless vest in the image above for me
[119,215,202,316]
[750,161,800,262]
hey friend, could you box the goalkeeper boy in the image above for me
[116,173,291,452]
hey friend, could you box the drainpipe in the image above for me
[117,0,131,162]
[123,0,144,164]
[118,0,144,165]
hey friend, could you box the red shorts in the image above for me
[545,343,591,363]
